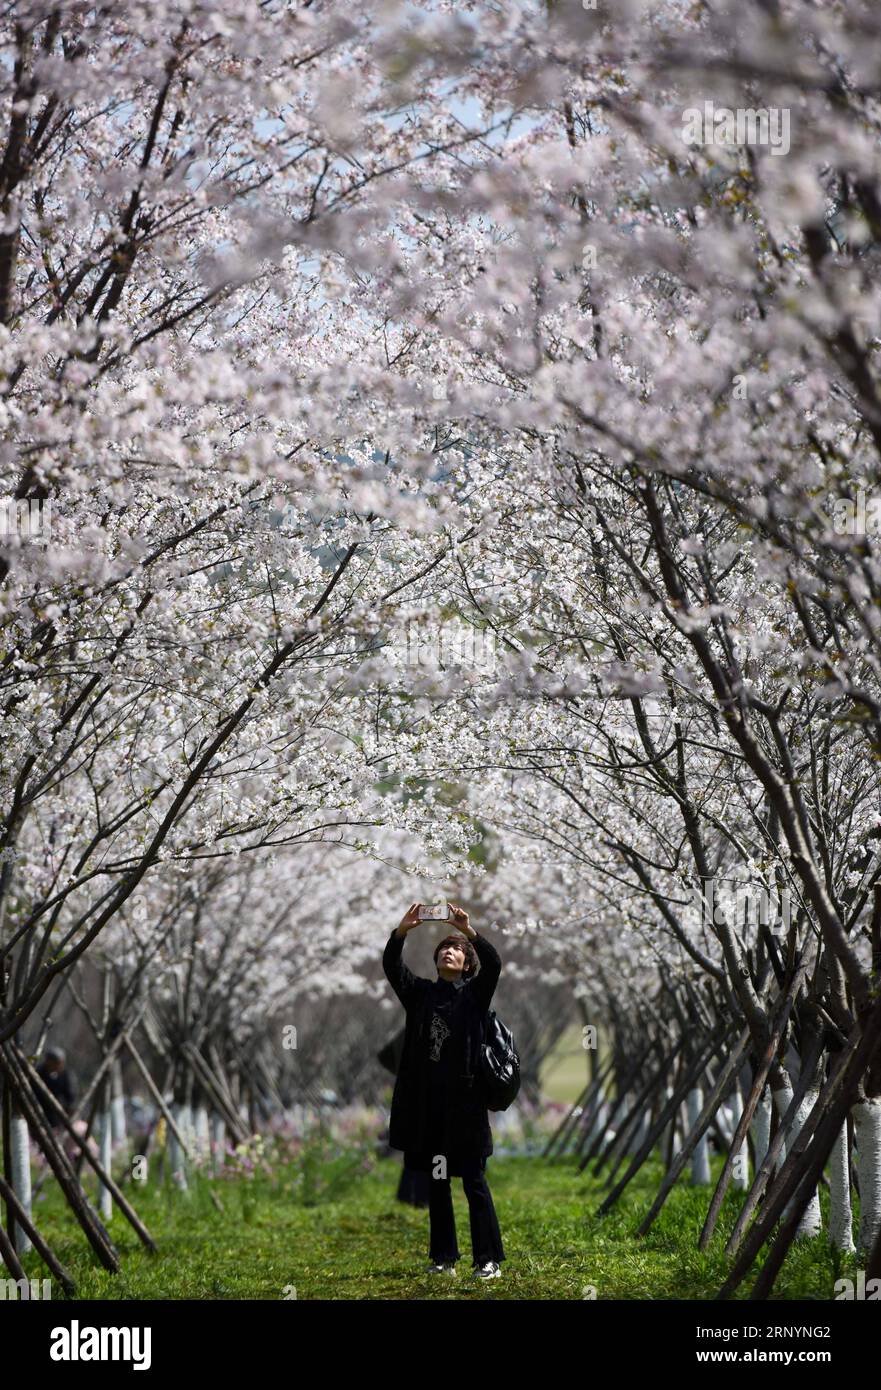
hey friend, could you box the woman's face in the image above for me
[438,942,466,976]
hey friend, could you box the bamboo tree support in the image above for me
[74,1079,107,1183]
[19,1050,157,1255]
[699,954,810,1249]
[182,1042,249,1143]
[121,1033,194,1164]
[724,1031,827,1255]
[205,1039,248,1134]
[68,1022,131,1124]
[0,1215,28,1289]
[603,1040,685,1186]
[0,1046,119,1273]
[574,1058,618,1158]
[184,1052,242,1143]
[748,1054,879,1297]
[573,1075,613,1159]
[67,986,149,1180]
[207,1040,244,1114]
[0,1172,76,1296]
[663,1052,687,1171]
[717,1003,880,1299]
[633,1027,750,1236]
[577,1037,657,1172]
[255,1050,293,1118]
[546,1052,616,1160]
[542,1077,592,1159]
[595,1091,644,1177]
[597,1030,732,1217]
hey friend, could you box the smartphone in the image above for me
[418,902,451,921]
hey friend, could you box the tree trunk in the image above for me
[111,1062,127,1145]
[828,1120,855,1253]
[10,1109,32,1255]
[168,1103,189,1190]
[772,1082,822,1237]
[194,1103,210,1163]
[729,1083,750,1191]
[98,1107,113,1221]
[853,1097,881,1254]
[211,1114,227,1175]
[750,1087,772,1170]
[687,1086,711,1184]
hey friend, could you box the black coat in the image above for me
[382,928,501,1167]
[376,1027,406,1077]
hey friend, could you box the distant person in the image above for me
[36,1046,75,1128]
[383,902,505,1279]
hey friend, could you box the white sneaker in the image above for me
[473,1261,501,1279]
[427,1261,457,1274]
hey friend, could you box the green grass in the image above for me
[17,1149,861,1301]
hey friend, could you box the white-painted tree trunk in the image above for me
[772,1083,822,1237]
[587,1099,606,1146]
[751,1087,772,1170]
[98,1108,113,1220]
[728,1088,749,1190]
[626,1102,648,1155]
[672,1101,686,1158]
[852,1097,881,1254]
[110,1062,127,1145]
[750,1084,767,1173]
[670,1120,681,1157]
[828,1120,855,1253]
[211,1114,227,1174]
[194,1103,210,1163]
[10,1111,32,1255]
[168,1102,189,1190]
[639,1106,651,1152]
[687,1086,711,1184]
[715,1100,733,1148]
[180,1101,195,1149]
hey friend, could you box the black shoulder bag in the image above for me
[479,1009,521,1111]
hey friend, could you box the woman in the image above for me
[382,901,505,1279]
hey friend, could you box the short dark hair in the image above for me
[433,934,478,977]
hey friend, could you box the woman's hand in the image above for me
[397,903,421,936]
[449,903,475,938]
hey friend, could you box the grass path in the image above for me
[20,1153,857,1300]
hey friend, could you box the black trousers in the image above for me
[427,1158,505,1266]
[408,1067,504,1266]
